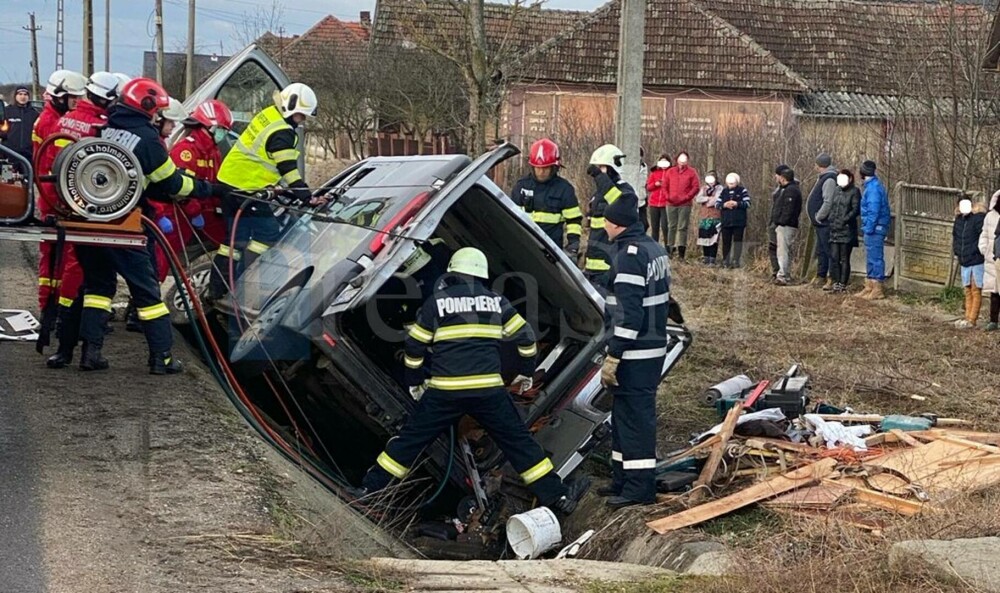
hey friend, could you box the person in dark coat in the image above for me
[0,86,39,172]
[770,168,802,285]
[715,172,751,268]
[817,169,861,292]
[807,153,838,288]
[953,198,988,328]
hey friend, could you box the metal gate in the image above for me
[893,183,982,293]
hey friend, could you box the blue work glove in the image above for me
[191,214,205,229]
[157,217,174,234]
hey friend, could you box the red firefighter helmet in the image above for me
[119,77,170,117]
[528,138,560,168]
[191,99,234,131]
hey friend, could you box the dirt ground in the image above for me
[0,239,405,593]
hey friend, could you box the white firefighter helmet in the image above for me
[113,72,133,88]
[86,71,120,101]
[274,82,318,118]
[46,69,87,97]
[589,144,626,174]
[160,98,188,122]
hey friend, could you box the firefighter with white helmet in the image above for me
[510,138,581,257]
[34,70,87,322]
[210,82,318,300]
[583,144,638,288]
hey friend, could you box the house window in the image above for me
[217,60,282,134]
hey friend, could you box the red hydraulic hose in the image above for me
[142,215,338,491]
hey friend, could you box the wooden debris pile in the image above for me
[646,410,1000,535]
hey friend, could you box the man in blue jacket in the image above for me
[859,160,891,300]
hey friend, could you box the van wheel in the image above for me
[229,285,302,370]
[162,254,214,325]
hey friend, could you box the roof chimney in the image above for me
[360,11,371,26]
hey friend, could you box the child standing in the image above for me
[695,170,723,265]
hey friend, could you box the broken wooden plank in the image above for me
[689,405,742,504]
[938,455,1000,469]
[762,482,853,510]
[744,437,821,455]
[662,434,722,464]
[937,436,1000,455]
[852,488,928,516]
[890,429,922,447]
[646,458,838,534]
[779,508,887,533]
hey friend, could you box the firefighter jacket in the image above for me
[604,224,671,360]
[100,105,212,204]
[1,102,40,161]
[34,102,69,218]
[56,100,107,142]
[170,127,226,242]
[217,105,306,194]
[511,173,582,250]
[585,173,637,274]
[404,276,537,393]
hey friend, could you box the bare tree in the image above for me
[372,46,468,154]
[303,52,379,160]
[232,0,286,48]
[394,0,540,155]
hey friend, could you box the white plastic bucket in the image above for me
[506,506,562,559]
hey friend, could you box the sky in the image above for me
[0,0,607,86]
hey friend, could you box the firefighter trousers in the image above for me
[209,210,281,297]
[609,355,664,503]
[76,244,172,353]
[362,387,567,506]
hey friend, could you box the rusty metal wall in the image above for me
[894,183,982,292]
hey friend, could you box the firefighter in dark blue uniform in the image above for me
[359,247,585,513]
[597,191,671,509]
[584,144,637,289]
[76,77,221,374]
[510,138,582,256]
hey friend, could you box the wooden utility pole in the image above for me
[185,0,196,98]
[155,0,165,84]
[83,0,94,76]
[24,13,42,98]
[56,0,65,70]
[105,0,111,71]
[614,0,646,193]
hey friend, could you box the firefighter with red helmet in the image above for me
[43,72,122,368]
[34,70,87,314]
[75,78,224,374]
[510,138,581,257]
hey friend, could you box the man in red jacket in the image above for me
[663,151,700,260]
[43,71,122,369]
[34,70,87,314]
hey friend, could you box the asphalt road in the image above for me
[0,352,47,593]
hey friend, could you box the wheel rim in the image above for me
[232,292,291,361]
[172,268,212,311]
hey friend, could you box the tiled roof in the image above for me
[794,92,898,117]
[279,16,371,79]
[524,0,809,92]
[370,0,587,58]
[703,0,991,95]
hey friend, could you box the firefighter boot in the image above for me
[150,351,184,375]
[79,342,110,371]
[46,304,81,368]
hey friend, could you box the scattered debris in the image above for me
[643,365,1000,536]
